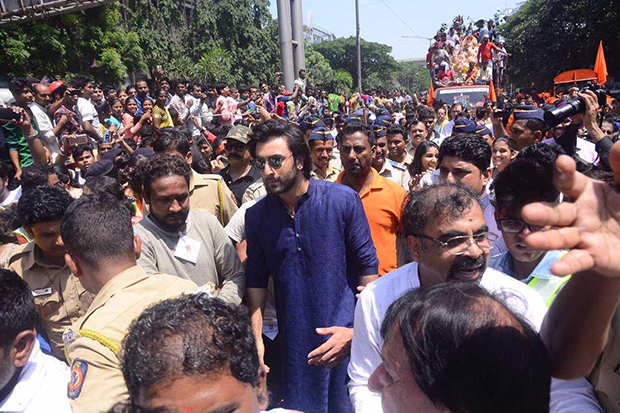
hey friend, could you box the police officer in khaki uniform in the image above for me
[189,169,238,225]
[6,185,94,360]
[60,193,197,413]
[153,128,238,226]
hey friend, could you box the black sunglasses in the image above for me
[253,155,293,170]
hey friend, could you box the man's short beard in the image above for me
[266,168,300,195]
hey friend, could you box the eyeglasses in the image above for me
[499,219,547,234]
[224,142,246,152]
[414,232,498,256]
[253,155,293,171]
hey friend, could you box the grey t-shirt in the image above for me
[134,210,245,305]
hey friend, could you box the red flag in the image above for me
[594,41,608,85]
[427,82,435,106]
[489,81,497,102]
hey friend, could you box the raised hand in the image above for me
[522,143,620,278]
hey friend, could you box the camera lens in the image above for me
[543,98,584,128]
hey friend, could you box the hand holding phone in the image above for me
[0,107,22,122]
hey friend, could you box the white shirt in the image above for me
[0,341,72,413]
[1,186,21,207]
[185,94,204,136]
[29,102,60,160]
[347,262,547,413]
[575,137,599,165]
[75,97,102,139]
[224,195,265,244]
[441,119,455,136]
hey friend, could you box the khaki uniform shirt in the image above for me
[63,265,197,413]
[241,179,267,204]
[378,159,410,190]
[311,163,341,182]
[5,242,94,360]
[189,170,238,226]
[589,304,620,412]
[387,152,414,169]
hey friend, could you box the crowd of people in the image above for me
[0,61,619,413]
[426,16,510,87]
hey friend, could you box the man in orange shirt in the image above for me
[336,123,407,276]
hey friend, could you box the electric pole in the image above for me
[355,0,362,93]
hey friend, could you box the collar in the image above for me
[530,250,566,280]
[222,164,260,183]
[20,242,66,271]
[311,163,338,179]
[480,192,491,210]
[145,211,193,237]
[336,168,383,198]
[0,341,45,412]
[492,250,565,282]
[77,265,149,329]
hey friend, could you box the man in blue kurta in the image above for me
[245,120,379,413]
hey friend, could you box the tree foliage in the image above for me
[123,0,280,85]
[396,62,430,93]
[312,36,399,91]
[0,3,146,84]
[500,0,619,89]
[0,0,279,86]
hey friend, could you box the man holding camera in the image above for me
[546,90,613,172]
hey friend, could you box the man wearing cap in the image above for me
[336,123,407,276]
[451,117,478,136]
[219,125,261,205]
[544,91,612,171]
[372,129,409,189]
[494,105,547,151]
[309,127,341,182]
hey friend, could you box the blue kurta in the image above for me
[245,179,378,413]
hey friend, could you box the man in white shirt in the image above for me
[69,76,102,140]
[29,83,60,161]
[0,269,71,413]
[347,183,548,412]
[185,82,205,138]
[348,183,602,413]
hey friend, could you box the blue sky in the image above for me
[269,0,522,60]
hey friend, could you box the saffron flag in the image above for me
[489,81,497,102]
[594,41,608,85]
[427,82,435,106]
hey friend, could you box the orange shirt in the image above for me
[336,168,407,276]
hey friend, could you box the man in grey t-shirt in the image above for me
[133,154,245,305]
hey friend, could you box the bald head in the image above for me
[34,83,51,107]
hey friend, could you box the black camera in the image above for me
[544,83,620,127]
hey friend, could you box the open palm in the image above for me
[522,144,620,278]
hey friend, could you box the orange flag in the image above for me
[489,81,497,102]
[427,82,435,106]
[594,41,608,85]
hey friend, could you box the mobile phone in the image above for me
[495,110,509,119]
[0,107,21,122]
[67,134,89,147]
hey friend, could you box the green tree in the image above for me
[396,62,430,93]
[0,3,147,84]
[500,0,619,89]
[305,45,335,88]
[313,37,398,91]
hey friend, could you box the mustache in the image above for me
[228,153,241,159]
[448,255,486,280]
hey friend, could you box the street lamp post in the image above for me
[355,0,362,93]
